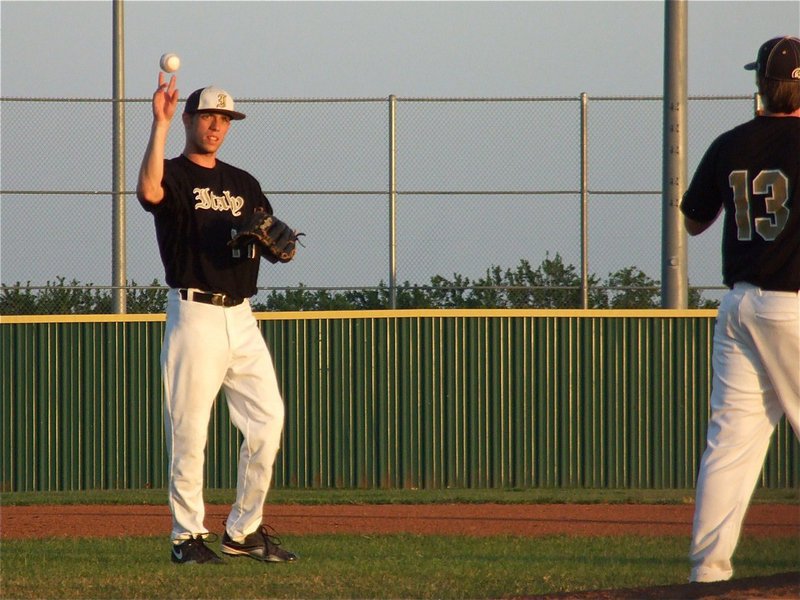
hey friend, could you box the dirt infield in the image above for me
[2,502,798,598]
[2,502,798,540]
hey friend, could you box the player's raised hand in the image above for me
[152,72,179,122]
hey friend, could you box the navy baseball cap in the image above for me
[744,36,800,81]
[184,86,246,120]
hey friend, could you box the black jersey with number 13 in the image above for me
[681,116,800,291]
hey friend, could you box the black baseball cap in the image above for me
[744,36,800,81]
[184,85,246,120]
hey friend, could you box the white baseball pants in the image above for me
[162,289,285,542]
[690,282,800,583]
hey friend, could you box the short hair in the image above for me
[758,76,800,113]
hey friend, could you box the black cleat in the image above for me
[171,534,224,565]
[221,524,298,562]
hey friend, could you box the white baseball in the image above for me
[159,53,181,73]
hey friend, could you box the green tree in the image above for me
[11,277,106,314]
[344,281,392,309]
[471,265,509,308]
[604,267,660,308]
[255,285,318,311]
[0,257,720,314]
[0,281,39,314]
[499,254,606,308]
[126,280,168,313]
[395,282,436,309]
[689,287,719,308]
[427,274,478,308]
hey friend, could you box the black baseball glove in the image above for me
[229,208,304,263]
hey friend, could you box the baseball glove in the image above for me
[229,209,304,263]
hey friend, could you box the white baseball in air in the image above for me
[159,53,181,73]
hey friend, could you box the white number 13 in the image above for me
[729,169,790,241]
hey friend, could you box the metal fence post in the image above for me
[661,0,688,308]
[112,0,126,313]
[580,92,589,309]
[389,94,398,309]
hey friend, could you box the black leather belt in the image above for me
[179,288,244,307]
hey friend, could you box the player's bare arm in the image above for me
[137,73,179,206]
[684,205,722,237]
[684,215,713,236]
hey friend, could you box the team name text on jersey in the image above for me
[193,188,245,217]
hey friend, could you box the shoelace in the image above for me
[184,533,219,555]
[222,521,286,551]
[257,524,285,549]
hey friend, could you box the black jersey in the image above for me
[140,154,272,298]
[681,116,800,291]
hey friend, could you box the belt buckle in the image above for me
[211,294,227,307]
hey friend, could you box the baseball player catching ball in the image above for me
[136,72,297,565]
[680,35,800,583]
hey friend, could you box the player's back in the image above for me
[713,116,800,290]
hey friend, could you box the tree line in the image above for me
[0,254,718,315]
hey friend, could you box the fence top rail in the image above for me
[0,189,663,196]
[1,308,719,324]
[0,94,752,103]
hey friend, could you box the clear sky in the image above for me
[1,1,799,299]
[3,1,798,99]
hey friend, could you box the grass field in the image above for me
[1,488,798,599]
[2,534,798,599]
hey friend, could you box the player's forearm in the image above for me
[136,120,171,205]
[684,215,714,236]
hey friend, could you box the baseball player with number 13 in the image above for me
[137,72,298,565]
[681,36,800,583]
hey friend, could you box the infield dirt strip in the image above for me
[1,503,798,540]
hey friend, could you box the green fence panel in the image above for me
[1,312,797,492]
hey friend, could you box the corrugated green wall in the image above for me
[2,310,797,492]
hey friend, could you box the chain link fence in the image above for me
[1,94,752,313]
